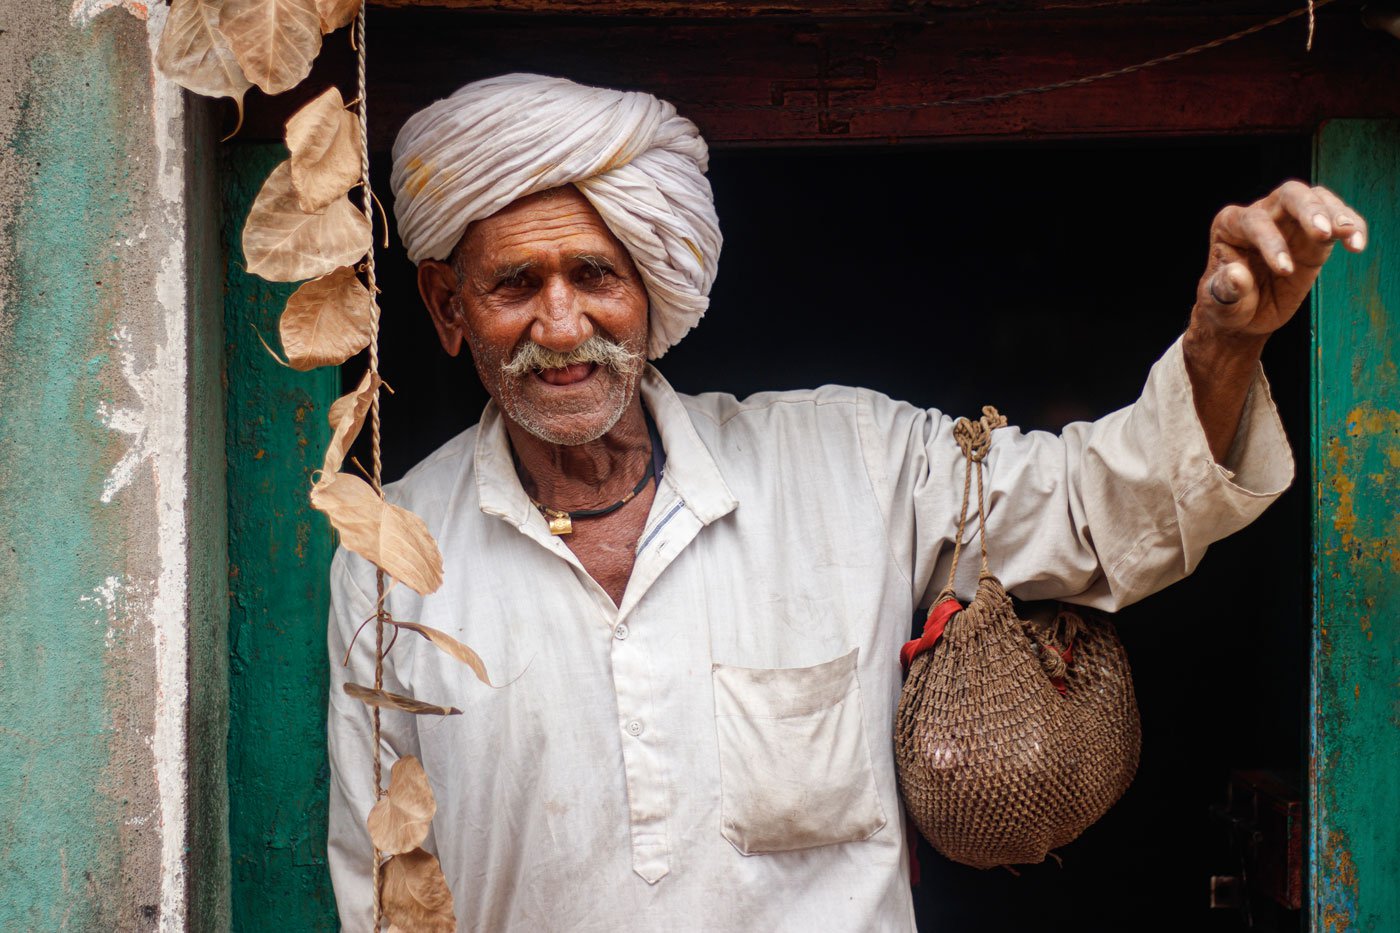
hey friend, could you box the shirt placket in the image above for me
[608,604,671,884]
[510,492,696,885]
[610,483,707,884]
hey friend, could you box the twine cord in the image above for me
[354,3,386,929]
[678,0,1334,116]
[942,407,1007,598]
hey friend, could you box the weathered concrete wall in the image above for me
[0,0,229,928]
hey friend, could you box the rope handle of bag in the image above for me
[941,405,1008,597]
[898,406,1077,691]
[899,406,1004,671]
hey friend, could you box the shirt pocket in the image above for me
[711,647,887,855]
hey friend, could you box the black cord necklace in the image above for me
[531,460,654,536]
[529,413,664,536]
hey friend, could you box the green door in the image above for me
[1311,119,1400,933]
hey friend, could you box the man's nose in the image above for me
[530,277,594,351]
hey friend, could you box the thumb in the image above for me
[1198,261,1257,330]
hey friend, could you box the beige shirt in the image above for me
[327,336,1292,932]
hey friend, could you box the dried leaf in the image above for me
[343,682,461,716]
[286,87,363,213]
[219,0,322,97]
[279,267,374,370]
[382,848,457,933]
[310,472,444,595]
[315,0,359,35]
[367,756,437,855]
[243,161,371,282]
[156,0,253,120]
[323,369,380,475]
[387,620,492,687]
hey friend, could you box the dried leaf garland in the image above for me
[387,619,492,687]
[323,369,381,475]
[280,267,374,370]
[311,472,445,595]
[219,0,322,96]
[343,682,462,717]
[243,161,371,282]
[315,0,360,36]
[156,0,253,120]
[367,756,437,855]
[286,87,363,213]
[158,4,465,928]
[382,848,458,933]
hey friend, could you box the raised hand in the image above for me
[1193,180,1367,338]
[1184,181,1368,460]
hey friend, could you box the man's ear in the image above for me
[417,259,466,357]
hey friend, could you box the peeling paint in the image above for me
[1312,120,1400,933]
[141,5,196,928]
[1319,830,1359,932]
[0,5,161,924]
[69,0,151,27]
[1,0,227,927]
[97,327,155,504]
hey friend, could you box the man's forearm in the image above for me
[1182,324,1269,463]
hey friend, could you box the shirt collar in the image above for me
[474,364,738,527]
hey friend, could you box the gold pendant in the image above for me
[547,512,573,535]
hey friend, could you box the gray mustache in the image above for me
[501,335,643,378]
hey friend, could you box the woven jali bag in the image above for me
[894,407,1142,869]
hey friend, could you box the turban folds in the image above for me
[390,73,722,359]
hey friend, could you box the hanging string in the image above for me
[353,2,386,929]
[675,0,1335,116]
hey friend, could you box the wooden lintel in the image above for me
[366,0,1297,18]
[237,5,1400,148]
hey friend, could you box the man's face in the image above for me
[423,187,650,446]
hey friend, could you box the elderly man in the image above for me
[327,74,1366,931]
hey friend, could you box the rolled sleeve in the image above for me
[1105,335,1294,600]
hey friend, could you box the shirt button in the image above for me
[625,719,644,737]
[614,623,629,640]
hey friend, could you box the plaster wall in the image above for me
[0,0,229,928]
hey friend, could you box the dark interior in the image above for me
[352,137,1311,932]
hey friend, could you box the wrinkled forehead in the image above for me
[449,186,636,273]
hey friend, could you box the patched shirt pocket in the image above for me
[711,647,887,855]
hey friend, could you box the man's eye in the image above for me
[579,265,612,283]
[498,274,530,290]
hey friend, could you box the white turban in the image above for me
[390,73,722,359]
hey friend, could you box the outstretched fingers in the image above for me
[1311,185,1368,252]
[1195,182,1367,338]
[1214,204,1295,276]
[1269,180,1368,261]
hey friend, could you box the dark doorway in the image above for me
[355,137,1310,932]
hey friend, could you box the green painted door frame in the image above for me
[224,142,340,932]
[1311,120,1400,933]
[222,127,1400,930]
